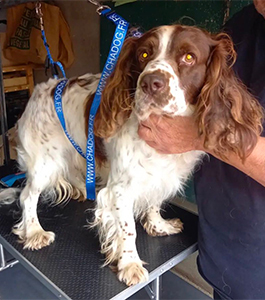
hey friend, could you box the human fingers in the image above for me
[138,123,154,142]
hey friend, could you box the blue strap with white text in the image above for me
[54,79,86,159]
[86,10,129,200]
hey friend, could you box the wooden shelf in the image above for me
[2,65,34,96]
[4,84,30,94]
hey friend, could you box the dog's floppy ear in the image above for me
[196,32,263,160]
[94,37,137,139]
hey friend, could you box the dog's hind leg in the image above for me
[142,205,183,237]
[13,158,58,250]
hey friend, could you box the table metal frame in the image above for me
[0,235,197,300]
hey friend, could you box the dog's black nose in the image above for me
[140,74,166,95]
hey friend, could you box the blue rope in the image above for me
[49,9,142,201]
[0,9,142,193]
[41,29,66,79]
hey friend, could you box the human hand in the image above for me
[138,114,204,154]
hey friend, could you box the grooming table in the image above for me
[0,196,198,300]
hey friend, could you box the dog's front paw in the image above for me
[23,230,55,250]
[117,262,149,286]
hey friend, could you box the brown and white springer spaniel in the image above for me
[0,25,263,286]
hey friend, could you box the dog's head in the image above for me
[134,25,216,119]
[96,25,263,159]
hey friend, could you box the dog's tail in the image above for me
[0,188,21,205]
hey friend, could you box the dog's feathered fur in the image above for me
[0,25,263,285]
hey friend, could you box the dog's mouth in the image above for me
[134,89,183,121]
[134,94,162,121]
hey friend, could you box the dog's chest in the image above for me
[105,116,204,197]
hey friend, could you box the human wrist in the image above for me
[193,135,205,151]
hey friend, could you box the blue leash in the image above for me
[41,29,66,79]
[2,7,139,198]
[86,9,130,200]
[0,4,67,188]
[54,8,136,200]
[0,9,141,195]
[54,79,85,158]
[0,7,137,193]
[53,10,131,166]
[53,8,142,200]
[35,2,66,79]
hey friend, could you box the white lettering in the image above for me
[115,32,124,39]
[113,39,121,47]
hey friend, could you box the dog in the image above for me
[0,25,263,286]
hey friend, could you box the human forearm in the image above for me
[205,136,265,187]
[138,115,265,187]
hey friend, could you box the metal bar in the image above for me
[144,277,161,300]
[0,243,5,268]
[151,277,161,300]
[112,243,198,300]
[145,284,155,299]
[0,236,70,299]
[0,41,10,165]
[0,258,19,271]
[0,243,19,272]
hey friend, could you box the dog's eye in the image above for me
[182,53,195,65]
[139,51,149,62]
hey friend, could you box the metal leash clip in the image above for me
[87,0,110,15]
[35,1,43,17]
[35,1,44,30]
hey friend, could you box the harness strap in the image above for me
[86,10,130,200]
[52,8,141,201]
[54,79,86,159]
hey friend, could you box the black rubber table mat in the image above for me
[0,197,198,300]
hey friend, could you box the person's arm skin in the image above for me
[138,114,265,187]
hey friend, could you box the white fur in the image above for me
[94,114,204,284]
[94,26,205,284]
[0,27,205,285]
[135,27,189,120]
[0,74,101,250]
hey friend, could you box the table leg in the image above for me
[0,244,19,272]
[145,276,162,300]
